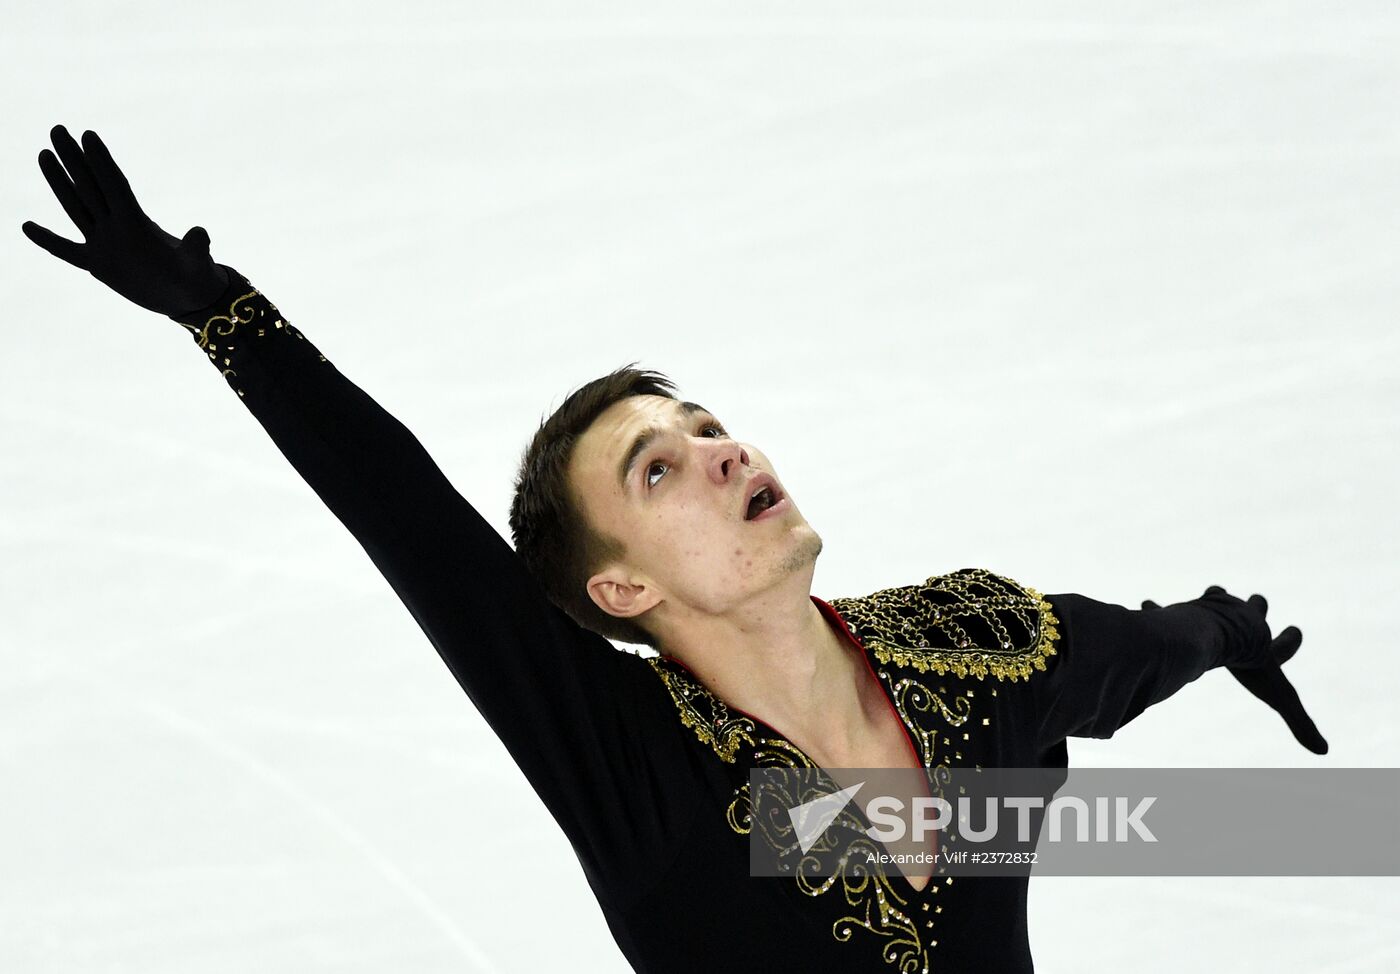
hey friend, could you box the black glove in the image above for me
[1143,586,1328,755]
[21,124,228,318]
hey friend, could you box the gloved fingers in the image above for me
[49,124,109,223]
[1140,599,1162,611]
[81,130,142,216]
[1248,593,1268,618]
[37,147,94,237]
[20,220,88,270]
[1272,625,1303,665]
[1228,664,1329,755]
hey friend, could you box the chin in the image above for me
[778,532,823,575]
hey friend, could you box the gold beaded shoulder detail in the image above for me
[646,656,757,763]
[828,568,1059,681]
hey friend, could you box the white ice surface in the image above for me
[3,1,1398,971]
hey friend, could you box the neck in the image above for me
[656,569,880,761]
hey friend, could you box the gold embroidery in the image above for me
[831,568,1060,681]
[178,284,321,396]
[180,289,261,348]
[735,738,934,974]
[646,656,756,763]
[827,862,928,974]
[882,672,973,767]
[645,568,1053,972]
[877,668,979,861]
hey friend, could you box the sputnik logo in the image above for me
[787,781,866,853]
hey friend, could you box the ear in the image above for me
[586,565,662,620]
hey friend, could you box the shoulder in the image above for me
[825,567,1061,681]
[644,654,757,764]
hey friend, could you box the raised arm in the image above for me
[21,126,690,874]
[1034,585,1328,759]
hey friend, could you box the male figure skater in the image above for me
[23,124,1326,973]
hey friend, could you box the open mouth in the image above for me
[744,483,783,520]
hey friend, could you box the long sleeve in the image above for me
[1032,589,1271,757]
[167,265,691,885]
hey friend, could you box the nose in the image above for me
[707,439,749,484]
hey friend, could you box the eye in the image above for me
[644,460,669,490]
[641,422,728,489]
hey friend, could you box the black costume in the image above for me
[170,266,1276,973]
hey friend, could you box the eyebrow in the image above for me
[617,401,713,494]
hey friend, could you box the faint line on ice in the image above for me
[76,674,505,974]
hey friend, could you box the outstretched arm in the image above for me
[22,125,690,878]
[1034,585,1327,758]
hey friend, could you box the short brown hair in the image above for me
[508,364,678,648]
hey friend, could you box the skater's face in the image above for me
[568,394,822,632]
